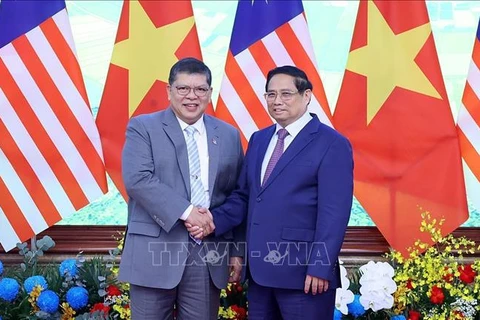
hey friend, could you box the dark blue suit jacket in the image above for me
[213,114,353,290]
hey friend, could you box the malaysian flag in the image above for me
[457,19,480,212]
[0,0,108,251]
[215,0,331,148]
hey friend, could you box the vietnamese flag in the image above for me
[333,0,468,254]
[96,0,213,199]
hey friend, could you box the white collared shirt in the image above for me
[176,116,210,220]
[261,111,313,185]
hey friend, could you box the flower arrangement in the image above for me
[334,260,400,319]
[0,235,130,319]
[3,211,479,320]
[335,211,480,320]
[387,211,480,320]
[218,281,248,320]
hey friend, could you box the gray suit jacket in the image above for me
[118,108,244,289]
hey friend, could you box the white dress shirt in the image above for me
[261,111,313,185]
[176,116,210,220]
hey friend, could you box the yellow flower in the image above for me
[28,285,42,313]
[386,210,480,319]
[113,303,131,319]
[61,302,76,320]
[225,306,237,319]
[220,289,227,298]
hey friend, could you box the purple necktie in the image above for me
[262,128,289,187]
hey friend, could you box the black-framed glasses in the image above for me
[264,90,300,102]
[173,85,211,97]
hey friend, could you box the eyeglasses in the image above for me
[173,85,211,97]
[264,90,299,102]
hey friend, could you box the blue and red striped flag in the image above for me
[0,0,107,251]
[215,0,331,148]
[457,19,480,212]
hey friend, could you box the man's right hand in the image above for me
[185,207,215,239]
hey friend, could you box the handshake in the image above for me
[184,207,215,240]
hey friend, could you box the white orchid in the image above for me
[335,287,354,314]
[359,290,394,312]
[334,260,397,315]
[358,261,397,312]
[359,261,394,281]
[364,278,396,295]
[339,261,350,289]
[335,261,355,315]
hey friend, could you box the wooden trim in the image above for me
[342,226,480,255]
[0,226,126,254]
[1,226,479,264]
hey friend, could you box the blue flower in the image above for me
[347,294,366,317]
[66,286,89,310]
[0,260,3,275]
[391,316,406,320]
[37,290,59,314]
[333,309,343,320]
[0,278,20,302]
[59,259,78,277]
[24,275,48,294]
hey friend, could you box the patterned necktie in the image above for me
[185,126,206,244]
[262,128,289,187]
[185,126,207,207]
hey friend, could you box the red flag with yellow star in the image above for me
[333,0,468,254]
[96,0,213,199]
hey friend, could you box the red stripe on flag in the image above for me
[226,51,272,130]
[472,39,480,68]
[215,96,248,150]
[0,118,61,226]
[276,22,331,118]
[0,54,88,211]
[462,82,480,129]
[249,41,277,77]
[40,18,90,106]
[458,128,480,181]
[15,35,107,194]
[0,176,33,241]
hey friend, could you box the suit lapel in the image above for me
[204,115,219,200]
[162,108,191,198]
[255,125,276,191]
[259,116,322,193]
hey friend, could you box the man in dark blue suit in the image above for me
[188,66,353,319]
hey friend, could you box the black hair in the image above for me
[168,57,212,86]
[265,65,313,93]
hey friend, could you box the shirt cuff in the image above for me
[180,204,194,221]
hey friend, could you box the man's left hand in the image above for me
[304,275,329,295]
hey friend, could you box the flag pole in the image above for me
[31,235,37,252]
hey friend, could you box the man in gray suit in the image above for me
[118,58,244,319]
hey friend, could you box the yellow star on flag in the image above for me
[346,0,441,125]
[111,1,195,116]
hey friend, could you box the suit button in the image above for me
[256,197,261,202]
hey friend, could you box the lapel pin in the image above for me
[212,138,217,145]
